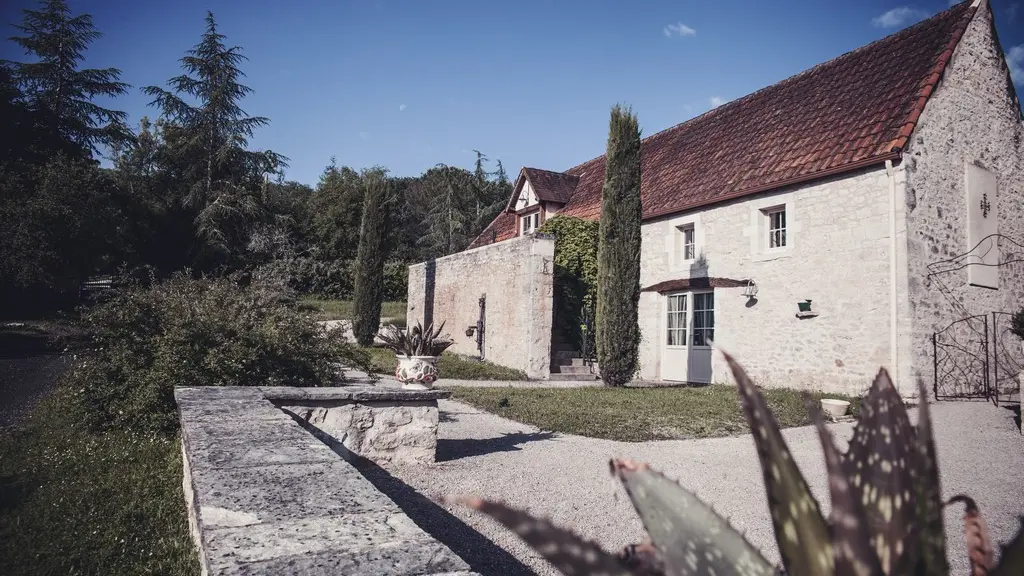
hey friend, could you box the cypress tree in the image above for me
[595,105,642,386]
[352,167,392,347]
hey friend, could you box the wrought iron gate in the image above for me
[991,312,1023,406]
[933,315,989,400]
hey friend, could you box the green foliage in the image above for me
[0,154,125,316]
[143,11,284,262]
[453,354,1024,576]
[1011,307,1024,340]
[0,389,197,575]
[595,104,643,386]
[71,273,374,435]
[378,321,454,357]
[538,215,600,356]
[353,168,392,346]
[4,0,131,156]
[308,160,364,260]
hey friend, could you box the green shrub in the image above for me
[537,216,599,357]
[382,261,409,301]
[1011,307,1024,341]
[596,104,643,386]
[71,273,374,435]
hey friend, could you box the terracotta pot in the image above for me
[394,355,439,390]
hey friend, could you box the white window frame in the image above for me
[679,224,695,261]
[665,214,704,271]
[665,293,687,348]
[765,206,787,249]
[521,210,541,235]
[690,291,715,348]
[746,194,797,261]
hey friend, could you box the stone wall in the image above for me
[638,165,898,395]
[278,400,440,465]
[901,1,1024,397]
[407,234,555,379]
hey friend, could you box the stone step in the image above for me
[548,373,600,381]
[551,356,589,367]
[551,350,582,360]
[551,365,593,375]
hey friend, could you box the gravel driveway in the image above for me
[381,398,1024,576]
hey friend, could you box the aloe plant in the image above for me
[449,352,1024,576]
[377,320,454,357]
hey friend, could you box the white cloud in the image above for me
[1008,44,1024,86]
[663,22,696,37]
[872,7,929,28]
[399,104,407,111]
[709,96,725,108]
[359,131,369,140]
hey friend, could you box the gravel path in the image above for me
[381,398,1024,576]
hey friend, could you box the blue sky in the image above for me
[2,0,1022,185]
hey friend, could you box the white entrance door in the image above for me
[662,291,715,383]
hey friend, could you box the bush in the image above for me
[1011,307,1024,341]
[70,273,374,435]
[538,216,599,358]
[383,261,409,301]
[252,257,408,302]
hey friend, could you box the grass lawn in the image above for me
[447,385,861,442]
[296,298,407,325]
[362,346,528,381]
[0,388,197,575]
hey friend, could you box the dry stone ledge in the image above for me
[175,386,476,576]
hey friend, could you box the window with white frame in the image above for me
[765,206,787,249]
[666,294,687,346]
[521,211,540,234]
[691,292,715,346]
[678,224,695,260]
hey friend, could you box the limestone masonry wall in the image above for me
[638,165,897,395]
[407,234,555,379]
[901,2,1024,397]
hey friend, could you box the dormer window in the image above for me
[521,211,540,234]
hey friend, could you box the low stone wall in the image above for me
[175,386,475,575]
[406,234,555,379]
[267,387,444,465]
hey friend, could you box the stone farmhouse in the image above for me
[407,0,1023,397]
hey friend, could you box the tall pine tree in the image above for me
[352,167,392,347]
[4,0,131,156]
[144,11,284,259]
[595,105,642,387]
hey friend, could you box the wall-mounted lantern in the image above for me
[742,280,759,299]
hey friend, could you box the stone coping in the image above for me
[260,385,451,402]
[175,386,475,575]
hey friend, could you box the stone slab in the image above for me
[261,385,451,402]
[175,386,477,575]
[188,461,400,527]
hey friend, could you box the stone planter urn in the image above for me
[820,398,850,418]
[395,355,440,390]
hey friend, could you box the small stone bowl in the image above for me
[820,398,851,418]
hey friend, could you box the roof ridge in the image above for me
[559,1,974,176]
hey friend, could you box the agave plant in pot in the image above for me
[377,321,455,390]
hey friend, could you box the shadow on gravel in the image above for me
[286,414,537,576]
[1001,402,1021,431]
[437,431,557,462]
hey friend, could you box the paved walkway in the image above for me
[381,398,1024,576]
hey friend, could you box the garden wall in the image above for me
[406,234,555,379]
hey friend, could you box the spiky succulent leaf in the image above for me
[722,351,832,576]
[841,369,918,574]
[946,495,994,576]
[914,379,948,576]
[610,458,776,576]
[806,396,884,576]
[451,496,639,576]
[990,518,1024,576]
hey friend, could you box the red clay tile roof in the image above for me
[522,168,579,204]
[641,277,751,293]
[469,2,976,249]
